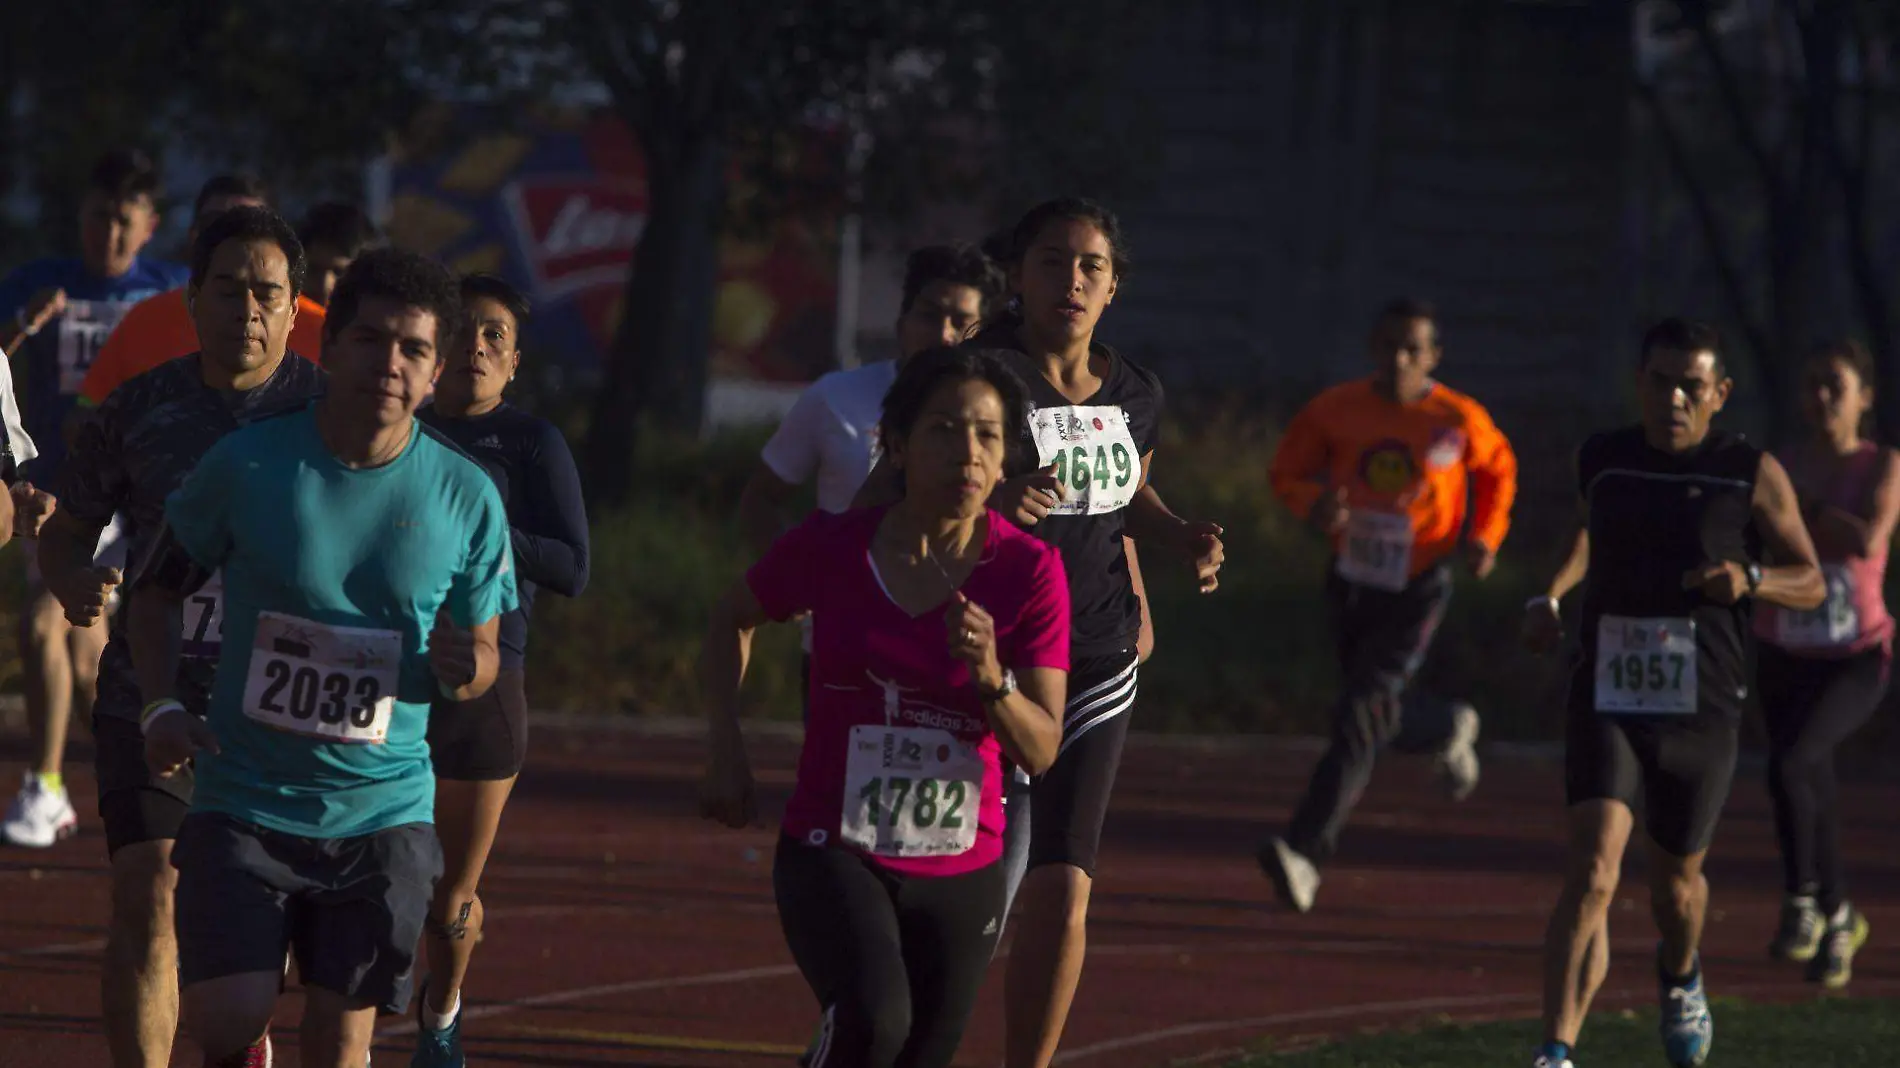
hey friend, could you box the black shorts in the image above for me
[93,713,194,857]
[172,812,442,1009]
[1564,667,1739,857]
[1025,650,1139,877]
[427,668,529,781]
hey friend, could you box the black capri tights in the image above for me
[1756,644,1889,914]
[774,835,1005,1068]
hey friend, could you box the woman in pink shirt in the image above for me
[1755,339,1900,989]
[700,346,1071,1068]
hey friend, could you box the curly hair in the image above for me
[324,248,462,355]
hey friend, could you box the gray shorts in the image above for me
[172,812,443,1009]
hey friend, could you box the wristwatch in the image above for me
[979,669,1018,703]
[1745,561,1763,594]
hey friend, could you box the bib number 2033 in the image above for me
[842,725,984,858]
[241,611,401,743]
[1594,615,1697,715]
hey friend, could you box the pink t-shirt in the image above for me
[749,507,1070,876]
[1756,442,1894,657]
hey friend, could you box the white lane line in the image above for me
[373,964,800,1039]
[0,937,107,961]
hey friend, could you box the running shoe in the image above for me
[1257,837,1320,913]
[411,982,466,1068]
[1768,892,1824,962]
[1,773,77,847]
[1532,1057,1573,1068]
[1433,701,1481,801]
[1809,902,1870,990]
[1657,948,1713,1067]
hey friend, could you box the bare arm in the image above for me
[737,461,799,555]
[984,667,1066,776]
[435,616,501,703]
[1545,526,1591,603]
[1127,537,1154,662]
[698,580,771,827]
[130,585,187,706]
[1804,448,1900,559]
[1750,452,1826,611]
[39,508,113,623]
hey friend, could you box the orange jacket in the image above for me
[79,287,326,405]
[1270,377,1517,576]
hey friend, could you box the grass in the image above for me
[1222,996,1900,1066]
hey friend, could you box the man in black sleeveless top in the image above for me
[1521,319,1823,1068]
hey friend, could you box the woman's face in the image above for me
[1802,356,1871,438]
[1012,217,1117,345]
[891,377,1009,520]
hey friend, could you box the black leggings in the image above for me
[1756,644,1889,913]
[774,836,1005,1068]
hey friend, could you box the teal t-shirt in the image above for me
[164,406,517,838]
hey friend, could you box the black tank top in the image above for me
[1578,426,1762,720]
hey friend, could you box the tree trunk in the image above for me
[582,130,728,507]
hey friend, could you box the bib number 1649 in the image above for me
[1050,443,1133,495]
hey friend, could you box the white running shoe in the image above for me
[1257,836,1321,913]
[1434,702,1481,801]
[1,774,77,847]
[1533,1056,1573,1068]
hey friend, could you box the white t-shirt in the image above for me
[760,360,898,514]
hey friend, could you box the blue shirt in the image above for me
[164,406,517,838]
[0,256,188,478]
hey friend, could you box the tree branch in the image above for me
[1688,1,1787,205]
[1636,79,1773,365]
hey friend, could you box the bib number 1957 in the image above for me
[1594,615,1697,714]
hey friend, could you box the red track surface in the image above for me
[3,725,1898,1067]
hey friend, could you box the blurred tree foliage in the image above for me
[1,1,1160,502]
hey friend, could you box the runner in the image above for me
[411,273,589,1065]
[297,202,380,308]
[37,204,327,1068]
[856,198,1224,1068]
[79,174,329,406]
[132,247,512,1068]
[1257,297,1516,912]
[1752,339,1896,989]
[701,345,1070,1068]
[0,148,187,849]
[1521,318,1823,1068]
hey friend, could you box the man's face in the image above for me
[304,241,356,308]
[1370,315,1440,393]
[187,238,297,375]
[321,295,443,427]
[1637,346,1730,452]
[78,192,159,278]
[895,281,984,358]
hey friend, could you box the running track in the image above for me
[4,722,1898,1067]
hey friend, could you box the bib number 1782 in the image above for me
[857,775,967,832]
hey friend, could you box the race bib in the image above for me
[1594,615,1697,714]
[56,300,131,396]
[240,611,400,743]
[180,571,225,659]
[1030,405,1141,516]
[1335,510,1413,592]
[841,725,984,858]
[1774,565,1860,649]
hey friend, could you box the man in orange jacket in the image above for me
[1259,297,1518,914]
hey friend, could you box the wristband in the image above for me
[13,310,40,338]
[1525,595,1559,612]
[139,698,187,735]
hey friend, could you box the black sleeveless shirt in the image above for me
[1578,426,1762,721]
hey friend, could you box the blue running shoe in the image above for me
[1657,948,1713,1067]
[411,985,466,1068]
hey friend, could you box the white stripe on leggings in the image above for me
[810,1003,836,1066]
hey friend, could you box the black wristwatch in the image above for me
[1744,561,1763,594]
[979,669,1018,703]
